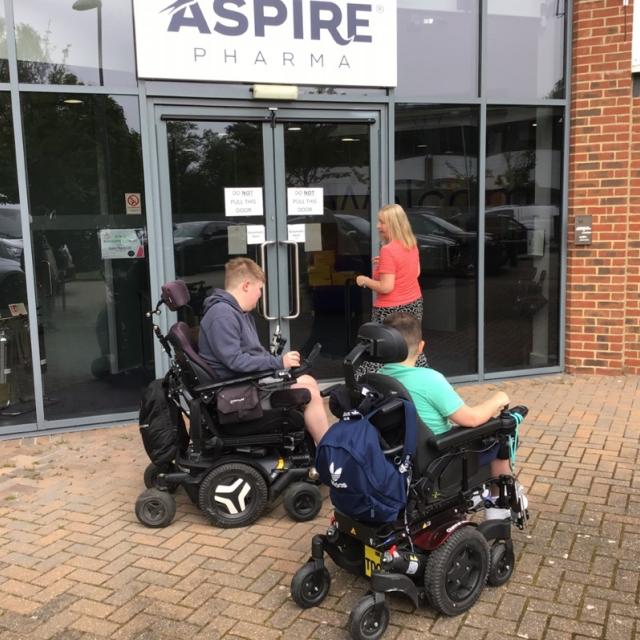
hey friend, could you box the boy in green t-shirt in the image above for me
[379,313,526,519]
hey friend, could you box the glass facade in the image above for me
[0,0,568,433]
[14,0,136,86]
[486,0,566,99]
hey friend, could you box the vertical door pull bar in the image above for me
[281,240,300,319]
[258,240,278,320]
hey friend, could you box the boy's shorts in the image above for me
[478,441,510,466]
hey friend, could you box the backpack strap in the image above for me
[400,399,418,458]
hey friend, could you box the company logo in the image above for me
[329,461,347,488]
[161,0,374,46]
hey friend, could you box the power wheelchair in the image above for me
[135,280,322,529]
[291,322,529,640]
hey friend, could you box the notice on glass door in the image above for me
[246,225,265,245]
[224,187,263,217]
[287,188,323,216]
[99,229,145,259]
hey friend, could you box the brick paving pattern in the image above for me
[0,373,638,640]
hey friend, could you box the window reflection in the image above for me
[21,93,152,421]
[0,4,9,82]
[14,0,136,86]
[395,105,479,376]
[397,0,479,99]
[485,106,562,372]
[486,0,565,99]
[0,93,36,425]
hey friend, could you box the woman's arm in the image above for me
[356,273,395,294]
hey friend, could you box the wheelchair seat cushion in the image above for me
[270,388,311,408]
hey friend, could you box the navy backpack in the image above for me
[315,400,418,524]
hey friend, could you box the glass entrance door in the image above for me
[156,106,379,380]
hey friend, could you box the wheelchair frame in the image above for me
[291,322,529,640]
[135,281,322,529]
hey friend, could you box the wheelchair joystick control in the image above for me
[270,324,287,356]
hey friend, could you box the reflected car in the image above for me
[173,220,233,276]
[0,257,27,314]
[0,204,24,263]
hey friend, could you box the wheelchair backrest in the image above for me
[362,373,437,475]
[167,321,217,387]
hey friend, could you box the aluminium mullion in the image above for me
[17,84,138,95]
[4,0,45,428]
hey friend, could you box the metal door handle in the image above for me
[281,240,300,319]
[258,240,278,320]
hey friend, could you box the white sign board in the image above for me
[287,187,324,216]
[132,0,397,87]
[99,229,145,259]
[224,187,263,217]
[287,223,306,243]
[246,225,266,244]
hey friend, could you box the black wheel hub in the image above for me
[445,547,482,601]
[360,608,383,636]
[142,499,166,523]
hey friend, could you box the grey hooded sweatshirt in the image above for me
[198,289,283,380]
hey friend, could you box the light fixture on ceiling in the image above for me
[63,98,84,104]
[341,137,360,142]
[288,126,302,131]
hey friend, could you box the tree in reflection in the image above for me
[0,95,18,205]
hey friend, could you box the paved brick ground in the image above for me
[0,373,638,640]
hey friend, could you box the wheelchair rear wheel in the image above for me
[135,488,176,528]
[424,526,489,616]
[198,462,268,528]
[283,482,322,522]
[349,594,389,640]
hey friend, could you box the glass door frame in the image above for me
[146,99,387,379]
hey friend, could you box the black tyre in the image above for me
[135,488,176,528]
[487,542,515,587]
[198,463,268,528]
[143,462,178,493]
[424,526,490,616]
[290,561,331,609]
[348,594,390,640]
[283,482,322,522]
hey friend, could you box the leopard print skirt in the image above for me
[356,297,429,378]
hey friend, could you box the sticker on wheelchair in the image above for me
[364,545,381,577]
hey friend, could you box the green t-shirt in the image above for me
[378,363,464,435]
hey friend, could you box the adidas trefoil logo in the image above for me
[329,462,347,489]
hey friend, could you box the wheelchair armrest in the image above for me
[193,368,288,394]
[427,406,527,451]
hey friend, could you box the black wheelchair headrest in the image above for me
[161,280,190,311]
[356,322,408,363]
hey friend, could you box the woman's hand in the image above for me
[372,256,379,267]
[356,275,367,289]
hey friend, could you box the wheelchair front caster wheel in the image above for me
[487,541,515,587]
[143,462,178,493]
[290,561,331,608]
[283,482,322,522]
[135,488,176,528]
[424,526,490,616]
[349,595,389,640]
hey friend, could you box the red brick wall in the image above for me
[567,0,639,374]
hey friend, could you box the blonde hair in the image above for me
[225,257,265,289]
[378,204,417,249]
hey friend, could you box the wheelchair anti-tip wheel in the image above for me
[487,541,515,587]
[143,462,178,494]
[348,594,390,640]
[283,482,322,522]
[290,561,331,608]
[135,488,176,528]
[198,462,268,528]
[424,526,490,616]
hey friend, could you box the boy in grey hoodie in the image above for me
[199,257,329,443]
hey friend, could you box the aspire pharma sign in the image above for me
[132,0,397,87]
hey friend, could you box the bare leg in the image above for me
[293,374,330,444]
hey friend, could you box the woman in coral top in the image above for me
[356,204,428,370]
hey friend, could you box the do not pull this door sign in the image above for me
[575,215,592,245]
